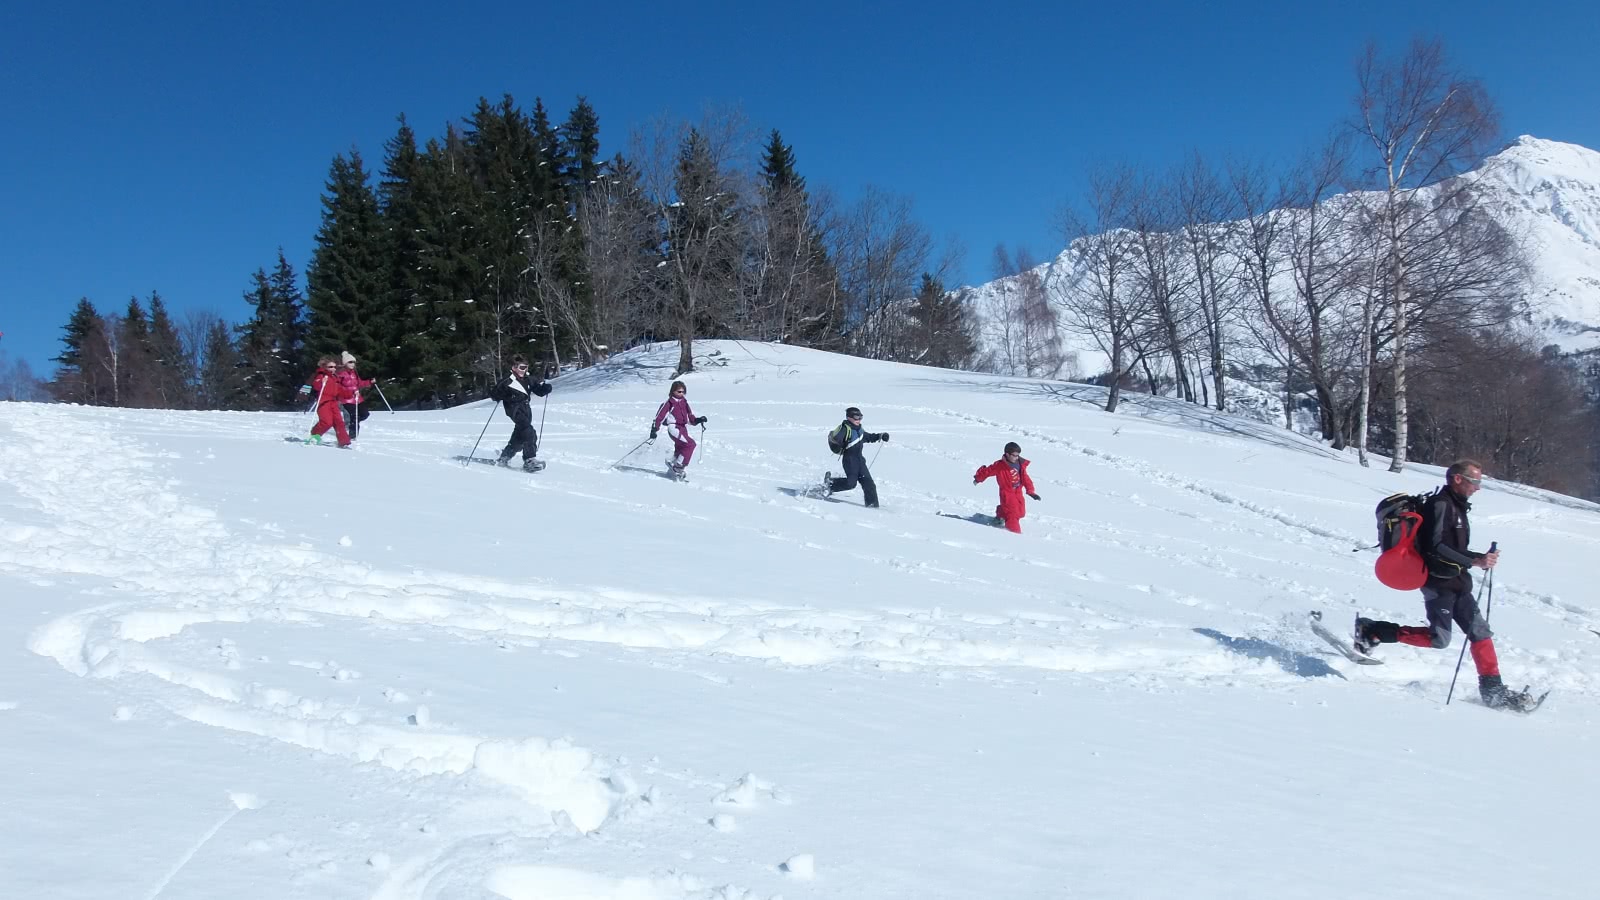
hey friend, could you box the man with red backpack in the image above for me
[1353,460,1535,710]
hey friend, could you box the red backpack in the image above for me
[1372,491,1435,590]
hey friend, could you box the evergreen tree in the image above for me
[118,296,159,407]
[236,251,309,409]
[559,97,602,206]
[755,131,841,347]
[146,292,188,407]
[306,150,386,369]
[907,273,977,370]
[197,318,244,410]
[664,127,744,375]
[51,298,112,405]
[378,114,428,401]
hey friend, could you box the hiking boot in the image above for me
[306,433,323,445]
[496,456,512,467]
[1352,617,1380,656]
[1479,675,1535,711]
[821,471,833,495]
[522,459,545,472]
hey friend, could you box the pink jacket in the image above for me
[336,368,373,404]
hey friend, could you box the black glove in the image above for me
[881,432,890,442]
[1029,492,1041,501]
[693,416,707,426]
[973,478,980,486]
[532,382,553,397]
[649,427,658,440]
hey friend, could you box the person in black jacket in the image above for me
[1353,460,1533,710]
[822,406,888,508]
[489,355,552,471]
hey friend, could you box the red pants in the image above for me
[995,505,1022,533]
[311,402,351,447]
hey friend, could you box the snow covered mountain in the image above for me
[3,341,1598,899]
[964,135,1600,374]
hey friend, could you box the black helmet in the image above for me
[845,407,862,418]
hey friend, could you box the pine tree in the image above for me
[118,296,159,407]
[559,97,602,207]
[306,150,386,369]
[236,252,309,409]
[197,318,244,410]
[664,128,744,375]
[908,273,977,370]
[755,131,840,347]
[51,298,112,404]
[378,114,428,402]
[146,292,188,407]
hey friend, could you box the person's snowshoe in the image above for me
[1479,674,1537,711]
[1352,616,1381,656]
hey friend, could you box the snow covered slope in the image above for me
[3,341,1598,899]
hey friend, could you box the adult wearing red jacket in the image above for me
[973,442,1040,533]
[307,358,354,447]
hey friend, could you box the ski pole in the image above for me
[610,438,653,469]
[1445,540,1497,706]
[698,422,707,462]
[374,381,394,413]
[465,401,500,465]
[302,376,327,431]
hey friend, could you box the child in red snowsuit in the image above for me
[307,358,354,447]
[974,442,1040,533]
[650,380,707,480]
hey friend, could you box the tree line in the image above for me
[47,97,974,412]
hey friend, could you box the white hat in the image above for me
[341,351,357,365]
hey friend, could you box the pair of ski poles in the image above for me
[609,422,707,469]
[465,391,549,465]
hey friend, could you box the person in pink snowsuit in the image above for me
[974,442,1040,533]
[650,380,707,479]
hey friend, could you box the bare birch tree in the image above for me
[1352,36,1504,472]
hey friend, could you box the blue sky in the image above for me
[3,0,1596,377]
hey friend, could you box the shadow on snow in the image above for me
[1192,627,1346,680]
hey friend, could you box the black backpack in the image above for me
[827,425,847,455]
[1375,489,1438,552]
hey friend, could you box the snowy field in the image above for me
[3,341,1598,900]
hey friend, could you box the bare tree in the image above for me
[1352,36,1505,472]
[1175,152,1244,410]
[983,246,1064,378]
[577,154,664,360]
[833,186,941,361]
[633,110,753,376]
[1055,165,1151,412]
[1127,175,1196,401]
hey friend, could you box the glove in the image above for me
[693,416,707,426]
[881,433,890,442]
[649,427,658,441]
[1029,492,1041,501]
[297,384,312,397]
[973,478,980,486]
[532,382,553,397]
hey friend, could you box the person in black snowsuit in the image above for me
[1354,459,1534,710]
[823,406,889,508]
[489,355,552,471]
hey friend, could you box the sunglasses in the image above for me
[513,365,529,372]
[1460,474,1483,485]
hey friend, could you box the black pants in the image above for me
[1418,583,1493,648]
[341,403,370,438]
[499,420,539,462]
[829,453,878,507]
